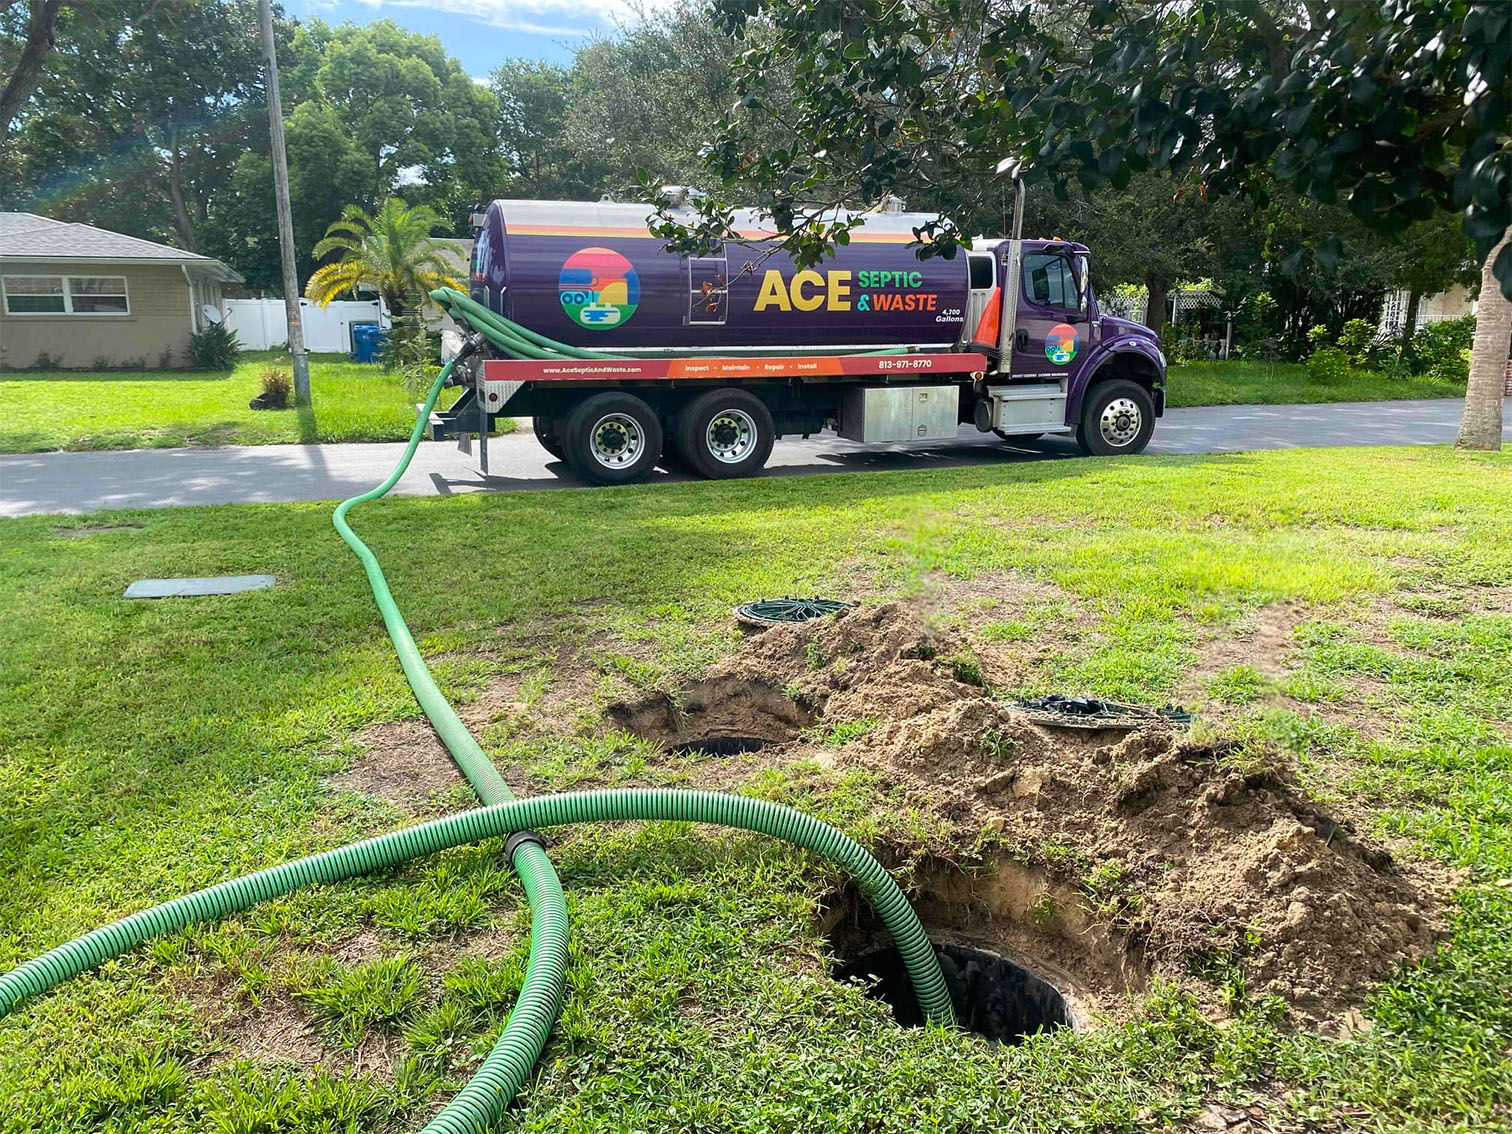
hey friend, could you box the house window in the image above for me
[2,275,130,315]
[68,276,129,313]
[1,276,65,314]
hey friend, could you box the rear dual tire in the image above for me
[673,388,775,479]
[555,387,777,485]
[532,415,566,461]
[563,393,663,485]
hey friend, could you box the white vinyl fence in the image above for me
[224,298,387,353]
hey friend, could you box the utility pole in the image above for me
[257,0,310,405]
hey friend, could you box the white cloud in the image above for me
[349,0,640,36]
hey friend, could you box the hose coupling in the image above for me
[462,331,488,359]
[504,829,548,862]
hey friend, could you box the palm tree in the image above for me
[1456,234,1510,451]
[305,199,462,315]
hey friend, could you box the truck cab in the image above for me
[971,238,1167,456]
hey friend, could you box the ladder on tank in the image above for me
[687,248,728,326]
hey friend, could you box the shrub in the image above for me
[380,296,432,372]
[187,322,241,370]
[1233,291,1283,359]
[1305,346,1352,384]
[1160,321,1207,362]
[1410,314,1475,383]
[1337,318,1383,369]
[1379,351,1415,382]
[258,367,292,408]
[1305,324,1332,353]
[1234,335,1284,362]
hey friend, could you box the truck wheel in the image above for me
[532,415,565,460]
[1076,379,1154,456]
[676,388,775,479]
[563,392,663,485]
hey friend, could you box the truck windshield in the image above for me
[1022,254,1077,309]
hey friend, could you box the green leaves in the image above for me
[690,0,1510,299]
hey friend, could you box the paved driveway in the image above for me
[1,398,1504,517]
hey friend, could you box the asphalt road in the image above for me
[1,398,1504,518]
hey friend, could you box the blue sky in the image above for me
[283,0,641,73]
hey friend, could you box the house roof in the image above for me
[0,213,243,282]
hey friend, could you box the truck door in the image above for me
[687,248,729,325]
[1010,251,1086,380]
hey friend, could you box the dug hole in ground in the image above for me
[348,599,1452,1049]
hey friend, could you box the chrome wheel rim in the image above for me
[588,412,645,468]
[706,408,757,464]
[1098,397,1142,447]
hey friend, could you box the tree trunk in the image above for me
[1455,236,1510,451]
[0,0,68,130]
[1400,287,1421,350]
[165,133,200,252]
[1144,277,1169,334]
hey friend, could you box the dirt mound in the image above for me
[658,602,1451,1021]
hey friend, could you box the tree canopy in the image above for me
[304,198,460,313]
[3,6,499,290]
[677,0,1509,301]
[2,0,1497,346]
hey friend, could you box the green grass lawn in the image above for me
[0,352,1463,454]
[0,350,477,453]
[1,447,1509,1132]
[1165,360,1465,407]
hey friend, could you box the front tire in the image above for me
[1076,379,1154,456]
[563,393,663,485]
[676,388,775,479]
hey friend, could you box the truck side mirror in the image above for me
[1070,255,1090,313]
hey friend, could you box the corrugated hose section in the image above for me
[0,341,953,1134]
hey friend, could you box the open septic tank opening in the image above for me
[835,943,1072,1043]
[669,736,770,757]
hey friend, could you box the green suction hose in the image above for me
[329,352,572,1129]
[428,286,909,359]
[0,789,955,1030]
[332,355,523,809]
[0,335,955,1133]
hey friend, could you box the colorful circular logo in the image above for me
[1045,322,1078,364]
[558,247,640,329]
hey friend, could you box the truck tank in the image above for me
[469,199,972,353]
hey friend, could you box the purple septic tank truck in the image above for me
[441,196,1166,484]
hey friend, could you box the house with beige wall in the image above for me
[0,213,242,370]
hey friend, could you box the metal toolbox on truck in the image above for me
[838,385,960,443]
[985,381,1069,433]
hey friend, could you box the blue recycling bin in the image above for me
[351,323,387,363]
